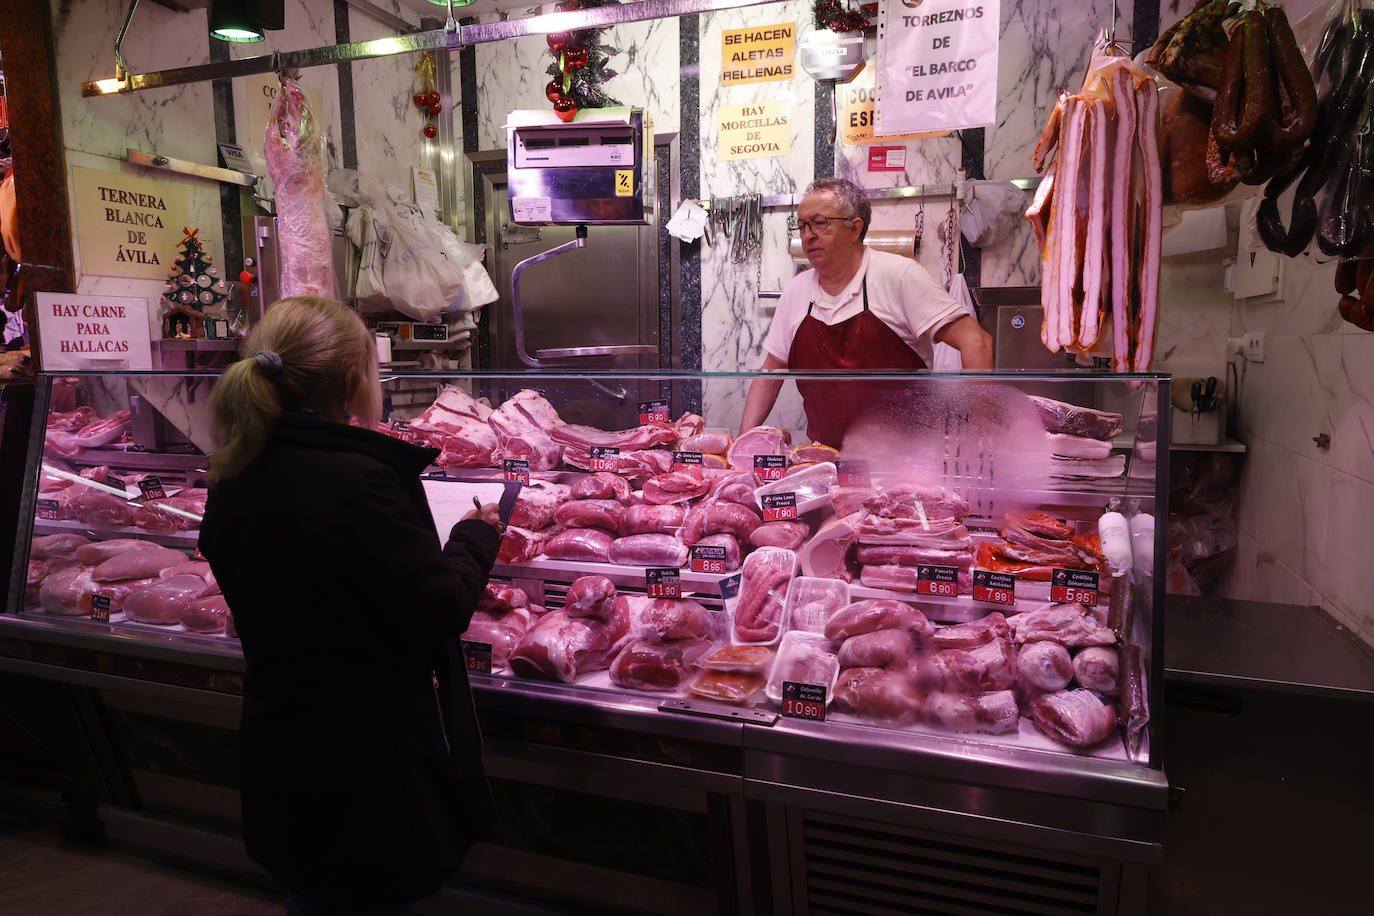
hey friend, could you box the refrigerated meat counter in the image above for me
[2,368,1169,915]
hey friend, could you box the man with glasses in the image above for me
[739,177,993,448]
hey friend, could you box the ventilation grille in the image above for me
[800,812,1102,916]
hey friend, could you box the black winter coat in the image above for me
[199,413,499,909]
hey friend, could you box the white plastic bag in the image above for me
[381,201,463,322]
[932,273,978,371]
[959,180,1027,248]
[345,205,390,312]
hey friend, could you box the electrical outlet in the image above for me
[1227,336,1245,357]
[1243,331,1265,362]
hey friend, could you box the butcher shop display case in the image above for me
[3,367,1169,915]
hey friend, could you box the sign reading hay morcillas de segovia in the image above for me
[72,167,189,281]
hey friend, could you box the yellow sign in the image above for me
[721,22,796,85]
[614,170,633,197]
[71,167,188,281]
[841,62,948,146]
[718,101,791,162]
[244,73,326,161]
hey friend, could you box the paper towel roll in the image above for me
[790,230,919,263]
[375,332,392,365]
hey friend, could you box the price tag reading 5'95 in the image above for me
[781,682,827,721]
[973,569,1016,606]
[916,564,960,597]
[754,454,786,481]
[589,446,620,472]
[761,492,798,521]
[646,567,681,598]
[691,544,727,574]
[1051,568,1099,606]
[503,458,530,484]
[460,640,493,674]
[638,400,670,424]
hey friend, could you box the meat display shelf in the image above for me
[56,447,209,473]
[32,519,200,549]
[156,339,239,352]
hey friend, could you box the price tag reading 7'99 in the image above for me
[761,492,798,521]
[503,458,530,484]
[691,544,728,574]
[972,569,1016,606]
[646,567,681,598]
[781,682,827,721]
[638,400,670,424]
[916,564,960,597]
[754,454,786,481]
[589,446,620,472]
[1051,568,1100,606]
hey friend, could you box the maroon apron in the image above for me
[788,277,927,448]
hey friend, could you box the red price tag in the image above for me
[638,400,670,424]
[90,594,112,622]
[690,545,727,574]
[781,682,827,721]
[672,450,703,470]
[193,545,206,560]
[138,477,167,501]
[1050,569,1099,606]
[835,458,871,488]
[503,459,530,484]
[646,567,681,598]
[761,492,797,521]
[973,569,1016,606]
[589,446,620,472]
[461,640,493,674]
[916,564,960,597]
[754,454,786,481]
[36,499,60,521]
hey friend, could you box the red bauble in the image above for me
[413,93,427,108]
[426,90,440,104]
[238,270,254,285]
[564,46,588,68]
[547,31,572,51]
[428,101,443,114]
[545,79,564,102]
[552,96,578,122]
[423,124,438,139]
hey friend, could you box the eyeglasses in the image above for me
[792,214,857,235]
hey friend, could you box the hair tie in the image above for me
[252,350,283,377]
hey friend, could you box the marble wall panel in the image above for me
[1233,438,1332,598]
[1323,472,1374,639]
[348,1,432,182]
[1152,253,1235,378]
[1235,334,1340,465]
[1223,531,1322,607]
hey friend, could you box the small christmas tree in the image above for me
[160,227,229,339]
[543,0,622,121]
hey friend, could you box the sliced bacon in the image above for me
[1107,66,1138,371]
[1078,98,1111,351]
[1026,160,1056,254]
[1056,98,1088,351]
[1033,94,1068,172]
[1131,76,1163,372]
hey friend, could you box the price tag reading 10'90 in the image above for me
[781,682,827,721]
[638,400,670,424]
[761,492,797,521]
[691,544,727,574]
[138,476,167,500]
[460,640,493,674]
[646,567,681,598]
[754,454,786,481]
[589,446,620,472]
[916,564,959,597]
[972,569,1016,606]
[503,458,530,484]
[1051,568,1100,606]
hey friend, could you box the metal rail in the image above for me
[699,176,1042,211]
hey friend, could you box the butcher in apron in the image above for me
[739,178,993,448]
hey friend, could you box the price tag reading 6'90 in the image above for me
[691,544,727,574]
[781,682,827,721]
[916,564,960,597]
[835,458,871,488]
[761,492,798,521]
[972,569,1016,606]
[503,458,530,484]
[589,446,620,472]
[754,454,786,481]
[646,567,681,598]
[638,400,670,424]
[1051,568,1100,606]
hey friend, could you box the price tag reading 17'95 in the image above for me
[461,640,493,674]
[754,454,786,481]
[589,446,620,472]
[835,458,871,488]
[691,544,727,574]
[138,477,167,500]
[972,569,1016,606]
[638,400,670,424]
[916,564,960,597]
[503,458,530,484]
[761,492,798,521]
[781,682,827,721]
[90,594,112,623]
[1051,568,1100,606]
[646,567,681,598]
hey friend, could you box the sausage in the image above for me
[1263,6,1318,150]
[1339,294,1374,330]
[1215,13,1274,153]
[1335,258,1359,295]
[1209,23,1247,152]
[1317,134,1373,257]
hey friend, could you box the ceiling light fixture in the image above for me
[210,0,285,44]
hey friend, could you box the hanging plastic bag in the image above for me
[380,198,462,322]
[959,180,1026,248]
[345,204,390,312]
[264,75,335,299]
[932,273,977,371]
[432,228,498,313]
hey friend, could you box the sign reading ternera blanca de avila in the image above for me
[875,0,1000,135]
[71,167,188,281]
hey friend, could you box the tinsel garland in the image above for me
[814,0,871,33]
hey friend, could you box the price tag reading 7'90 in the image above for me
[781,682,827,721]
[916,564,960,597]
[1051,568,1100,606]
[589,446,620,472]
[761,492,798,521]
[754,454,786,481]
[972,569,1016,606]
[503,458,530,484]
[691,544,727,574]
[646,567,681,598]
[638,400,670,424]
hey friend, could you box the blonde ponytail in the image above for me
[209,297,381,482]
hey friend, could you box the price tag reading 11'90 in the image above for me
[646,567,681,598]
[916,564,959,597]
[781,682,827,721]
[972,569,1016,606]
[835,458,871,488]
[754,454,786,481]
[589,446,620,472]
[691,544,727,574]
[503,458,530,484]
[761,492,798,521]
[1051,568,1100,606]
[638,400,670,424]
[460,640,493,674]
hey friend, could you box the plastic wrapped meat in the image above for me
[1010,603,1115,647]
[837,628,915,669]
[641,598,716,641]
[180,595,231,634]
[265,76,335,298]
[462,607,534,668]
[833,667,922,723]
[124,575,208,625]
[160,561,217,594]
[39,566,95,616]
[931,613,1010,649]
[785,577,848,634]
[642,468,711,505]
[863,484,970,520]
[554,499,625,532]
[509,481,571,530]
[824,599,933,641]
[687,533,738,572]
[610,638,712,691]
[497,526,546,564]
[543,528,615,562]
[1118,644,1149,755]
[509,608,630,682]
[764,632,840,705]
[1031,689,1117,747]
[829,485,874,517]
[687,669,765,704]
[855,515,971,548]
[1017,641,1073,692]
[856,545,974,569]
[620,504,686,536]
[570,472,633,504]
[30,533,91,560]
[681,431,732,454]
[753,462,837,514]
[608,534,688,567]
[702,644,774,672]
[749,521,808,550]
[26,561,49,605]
[707,471,758,507]
[70,488,136,528]
[564,575,617,620]
[683,501,761,545]
[925,690,1020,735]
[917,638,1018,694]
[92,547,186,582]
[1027,396,1123,439]
[732,547,797,643]
[74,538,149,566]
[1073,646,1120,694]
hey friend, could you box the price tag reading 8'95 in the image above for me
[1051,568,1099,606]
[691,544,727,574]
[638,400,670,424]
[781,682,826,721]
[761,492,797,521]
[754,454,786,481]
[646,567,681,598]
[589,446,620,472]
[972,569,1016,606]
[503,458,530,484]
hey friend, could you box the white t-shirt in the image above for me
[762,249,966,368]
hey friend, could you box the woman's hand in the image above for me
[462,501,504,530]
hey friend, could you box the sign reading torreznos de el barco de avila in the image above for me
[875,0,1000,135]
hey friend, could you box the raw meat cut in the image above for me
[856,545,973,568]
[917,638,1018,693]
[1010,603,1115,647]
[728,426,790,473]
[461,613,529,668]
[47,407,97,432]
[824,600,934,641]
[570,472,633,504]
[985,539,1081,568]
[1046,433,1113,459]
[265,76,334,298]
[610,638,712,690]
[90,576,164,615]
[687,669,766,704]
[1028,396,1123,439]
[414,385,492,426]
[833,667,922,723]
[786,578,849,634]
[703,454,729,469]
[160,561,216,592]
[435,427,497,469]
[788,444,838,465]
[30,534,90,559]
[732,548,796,643]
[864,485,970,520]
[707,471,757,507]
[856,515,970,548]
[39,566,94,615]
[609,534,688,567]
[509,607,630,682]
[695,533,743,571]
[973,542,1057,581]
[681,431,732,454]
[124,575,207,625]
[509,481,571,530]
[135,496,205,532]
[411,387,497,467]
[619,504,686,536]
[675,412,705,440]
[785,462,818,475]
[749,521,808,550]
[26,561,48,605]
[683,501,762,545]
[931,612,1010,649]
[642,468,711,505]
[74,539,148,566]
[1072,646,1119,694]
[925,690,1020,735]
[71,488,136,528]
[181,595,231,633]
[763,632,840,704]
[829,486,874,517]
[543,528,615,562]
[564,576,617,620]
[859,564,967,593]
[497,526,546,564]
[74,410,131,447]
[479,583,529,613]
[489,390,565,470]
[837,629,915,669]
[798,512,862,582]
[702,644,775,672]
[641,598,716,641]
[1017,641,1073,692]
[549,422,677,453]
[1031,689,1117,747]
[614,450,674,477]
[554,499,625,532]
[92,547,186,582]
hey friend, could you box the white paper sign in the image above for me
[412,167,440,218]
[36,293,153,371]
[875,0,1000,135]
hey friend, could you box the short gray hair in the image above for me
[805,177,871,240]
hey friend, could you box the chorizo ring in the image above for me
[1263,6,1319,150]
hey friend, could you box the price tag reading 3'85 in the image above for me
[646,567,681,598]
[835,458,871,488]
[1051,568,1100,606]
[781,682,827,721]
[761,492,798,521]
[972,569,1016,606]
[638,400,670,424]
[138,477,167,500]
[916,564,960,597]
[691,544,727,574]
[460,640,493,674]
[754,454,786,481]
[502,458,530,484]
[589,446,620,472]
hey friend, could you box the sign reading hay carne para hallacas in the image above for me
[875,0,1000,135]
[71,167,188,281]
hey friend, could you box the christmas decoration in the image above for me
[413,53,442,140]
[159,227,230,339]
[813,0,870,33]
[544,0,622,117]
